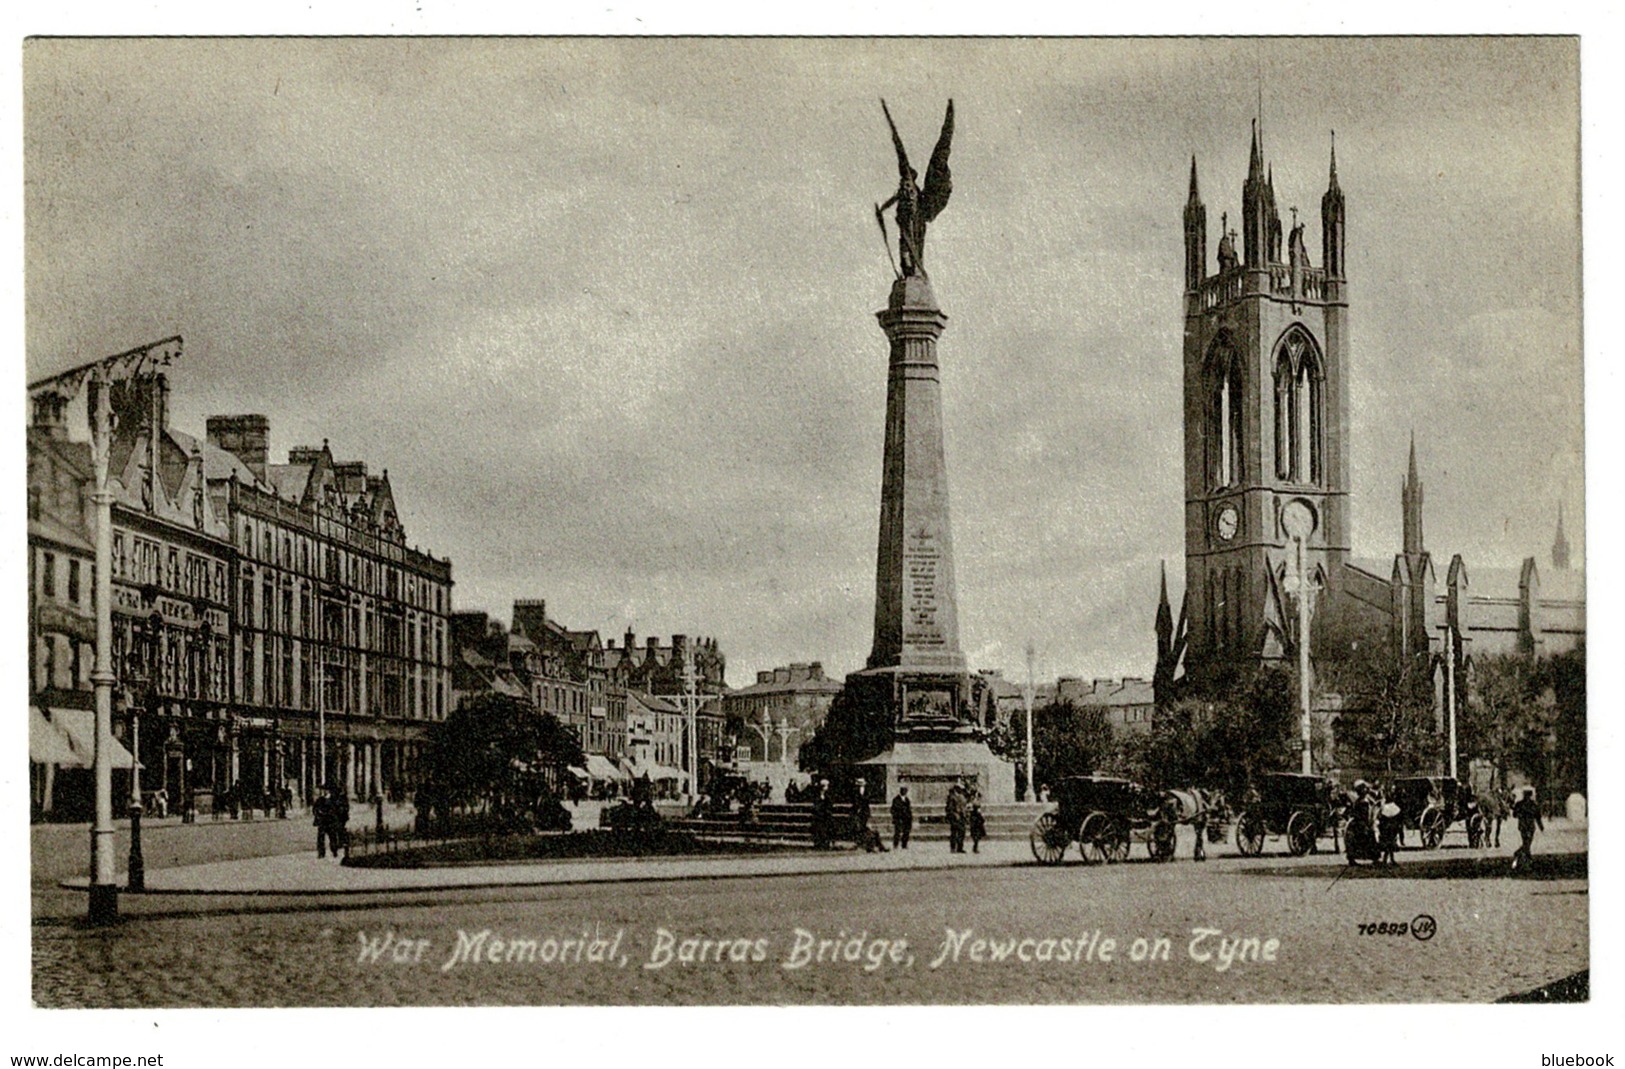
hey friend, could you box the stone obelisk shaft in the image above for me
[867,275,967,672]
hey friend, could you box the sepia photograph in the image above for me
[14,25,1602,1054]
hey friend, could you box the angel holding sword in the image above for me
[874,99,954,278]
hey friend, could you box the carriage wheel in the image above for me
[1286,811,1317,857]
[1078,811,1111,865]
[1029,812,1068,865]
[1420,806,1448,850]
[1150,820,1177,861]
[1235,811,1265,857]
[1106,822,1131,864]
[1466,812,1487,849]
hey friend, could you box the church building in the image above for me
[1160,122,1583,736]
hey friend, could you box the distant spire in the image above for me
[1188,155,1200,201]
[1329,130,1340,190]
[1553,501,1572,570]
[1160,559,1171,603]
[1249,119,1262,179]
[1402,431,1425,558]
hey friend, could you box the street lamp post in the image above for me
[1281,501,1317,776]
[1445,622,1458,780]
[747,714,774,763]
[1022,641,1036,802]
[29,337,183,924]
[682,650,698,801]
[776,717,799,769]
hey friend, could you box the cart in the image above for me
[1387,776,1486,849]
[1029,774,1180,865]
[1233,772,1341,857]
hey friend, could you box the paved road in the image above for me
[33,822,1586,1006]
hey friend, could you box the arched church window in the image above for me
[1207,336,1244,489]
[1272,328,1325,486]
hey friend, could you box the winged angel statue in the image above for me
[875,99,954,278]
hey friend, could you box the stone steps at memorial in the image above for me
[670,802,1050,843]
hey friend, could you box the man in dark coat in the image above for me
[810,778,834,849]
[1511,786,1544,872]
[890,785,914,850]
[945,783,968,853]
[852,778,886,852]
[313,789,333,858]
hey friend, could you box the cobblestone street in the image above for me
[32,821,1587,1006]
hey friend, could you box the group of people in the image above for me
[942,781,987,853]
[312,786,351,860]
[802,777,986,854]
[1341,778,1545,870]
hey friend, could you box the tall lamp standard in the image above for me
[29,337,183,924]
[682,649,698,802]
[746,713,775,763]
[120,615,160,892]
[1022,641,1036,802]
[1281,501,1317,775]
[775,717,800,769]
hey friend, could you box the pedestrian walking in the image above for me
[852,779,886,852]
[1378,800,1402,865]
[1511,786,1544,872]
[810,778,834,849]
[890,785,914,850]
[945,783,968,853]
[968,796,986,853]
[313,788,334,858]
[1191,791,1207,861]
[1486,786,1508,848]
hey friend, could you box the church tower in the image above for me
[1181,127,1351,681]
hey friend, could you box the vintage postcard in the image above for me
[17,29,1597,1061]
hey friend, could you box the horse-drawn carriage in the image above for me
[1386,775,1486,849]
[1234,772,1342,857]
[1029,775,1204,865]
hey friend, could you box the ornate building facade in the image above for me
[1179,126,1350,681]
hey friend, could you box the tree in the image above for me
[1115,698,1203,789]
[1462,646,1585,799]
[798,687,892,772]
[1320,646,1440,778]
[1173,666,1296,797]
[1030,699,1114,789]
[1537,644,1586,796]
[422,693,585,813]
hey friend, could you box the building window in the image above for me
[1206,335,1243,489]
[68,559,80,604]
[42,552,55,598]
[1273,328,1324,486]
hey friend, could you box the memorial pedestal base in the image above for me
[858,740,1015,809]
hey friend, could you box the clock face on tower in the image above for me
[1215,504,1239,542]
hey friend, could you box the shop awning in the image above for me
[585,754,627,781]
[30,706,83,767]
[49,707,141,770]
[566,766,591,781]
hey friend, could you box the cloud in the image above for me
[25,38,1582,684]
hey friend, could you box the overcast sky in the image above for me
[23,37,1582,686]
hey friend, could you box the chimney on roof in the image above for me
[207,415,270,481]
[809,662,824,680]
[625,628,636,651]
[757,670,773,685]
